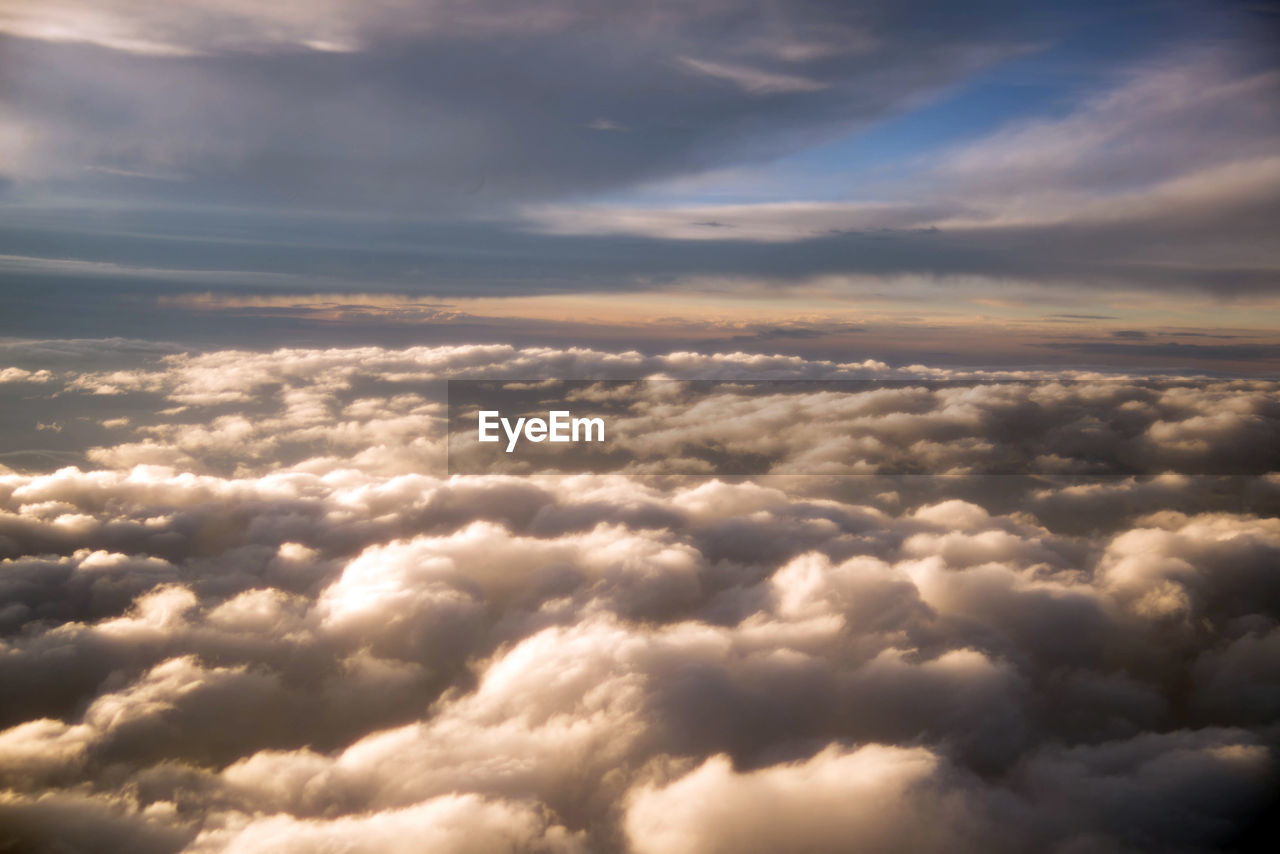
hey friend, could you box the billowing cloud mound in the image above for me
[0,344,1278,853]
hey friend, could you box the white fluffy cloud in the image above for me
[625,744,988,854]
[0,344,1277,852]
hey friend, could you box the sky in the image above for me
[2,4,1280,854]
[1,0,1278,369]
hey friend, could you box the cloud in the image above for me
[0,4,1275,321]
[0,366,52,383]
[675,57,828,95]
[522,200,952,242]
[512,51,1280,294]
[5,344,1279,482]
[0,0,1039,209]
[625,744,991,854]
[452,375,1280,475]
[0,0,578,57]
[0,343,1277,852]
[186,794,585,854]
[935,53,1280,201]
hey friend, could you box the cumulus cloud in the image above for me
[624,744,990,854]
[187,794,585,854]
[0,343,1277,852]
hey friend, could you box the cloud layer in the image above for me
[448,377,1280,475]
[1,343,1278,852]
[0,0,1038,206]
[2,1,1276,311]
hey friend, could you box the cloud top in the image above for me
[0,343,1277,851]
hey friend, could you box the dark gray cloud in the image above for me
[2,1,1276,306]
[0,1,1050,209]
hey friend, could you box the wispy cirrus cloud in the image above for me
[676,56,828,95]
[0,0,580,56]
